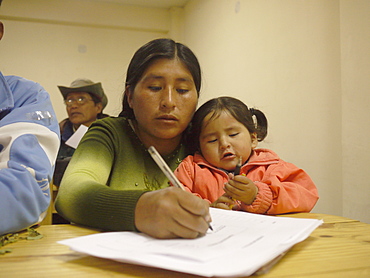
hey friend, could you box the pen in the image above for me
[229,156,243,209]
[148,146,185,190]
[148,146,213,231]
[234,156,243,175]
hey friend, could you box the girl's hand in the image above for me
[211,194,235,210]
[224,174,258,205]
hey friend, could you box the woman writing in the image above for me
[55,38,211,239]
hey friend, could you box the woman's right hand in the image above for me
[135,187,211,239]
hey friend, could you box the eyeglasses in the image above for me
[64,97,94,107]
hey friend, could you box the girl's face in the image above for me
[128,58,198,148]
[199,110,258,171]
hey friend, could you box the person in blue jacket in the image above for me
[0,15,60,235]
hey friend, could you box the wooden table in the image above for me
[1,213,369,277]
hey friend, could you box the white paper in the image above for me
[59,208,322,277]
[65,124,88,149]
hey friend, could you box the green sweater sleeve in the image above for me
[56,180,146,231]
[55,117,186,231]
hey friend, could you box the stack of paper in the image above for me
[59,208,322,277]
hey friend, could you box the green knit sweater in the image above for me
[55,117,188,231]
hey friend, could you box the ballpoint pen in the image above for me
[148,146,213,231]
[229,156,243,209]
[148,146,185,190]
[234,156,243,176]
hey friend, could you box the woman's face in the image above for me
[128,58,198,147]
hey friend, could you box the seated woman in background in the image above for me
[53,79,110,190]
[57,78,109,160]
[174,96,319,214]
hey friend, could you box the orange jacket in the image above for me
[174,148,319,215]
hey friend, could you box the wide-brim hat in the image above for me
[58,78,108,109]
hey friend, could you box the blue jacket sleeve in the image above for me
[0,75,60,235]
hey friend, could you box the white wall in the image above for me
[340,0,370,222]
[1,0,369,222]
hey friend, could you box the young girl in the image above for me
[174,96,319,214]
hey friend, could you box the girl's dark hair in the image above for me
[188,96,268,153]
[119,38,201,118]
